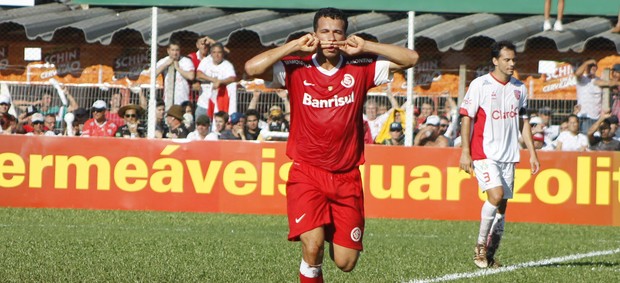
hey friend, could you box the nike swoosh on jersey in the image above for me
[303,80,315,86]
[295,213,306,223]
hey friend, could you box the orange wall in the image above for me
[1,135,618,226]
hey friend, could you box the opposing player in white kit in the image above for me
[245,7,418,283]
[459,41,540,268]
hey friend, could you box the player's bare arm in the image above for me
[245,34,318,77]
[338,35,419,72]
[459,115,473,174]
[520,117,541,174]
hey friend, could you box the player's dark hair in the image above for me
[313,7,348,33]
[491,41,516,59]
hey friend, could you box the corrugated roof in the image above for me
[0,4,618,53]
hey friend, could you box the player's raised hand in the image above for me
[338,35,365,56]
[297,34,319,53]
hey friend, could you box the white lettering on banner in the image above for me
[43,48,81,77]
[302,92,355,108]
[542,77,576,93]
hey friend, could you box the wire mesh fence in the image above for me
[0,4,618,145]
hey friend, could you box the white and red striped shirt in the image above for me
[459,73,527,163]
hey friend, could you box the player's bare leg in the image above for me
[299,227,325,282]
[329,243,360,272]
[486,199,507,268]
[474,186,503,268]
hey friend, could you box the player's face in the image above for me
[315,17,346,58]
[167,44,181,60]
[492,47,516,78]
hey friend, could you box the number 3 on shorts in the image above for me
[482,172,490,183]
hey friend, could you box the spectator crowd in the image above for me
[1,35,619,152]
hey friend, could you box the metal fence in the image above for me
[0,4,618,143]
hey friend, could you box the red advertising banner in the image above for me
[1,135,618,226]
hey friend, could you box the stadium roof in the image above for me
[1,3,619,53]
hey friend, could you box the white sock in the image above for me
[300,258,322,278]
[477,200,497,244]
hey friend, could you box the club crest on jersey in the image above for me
[514,90,521,100]
[341,74,355,88]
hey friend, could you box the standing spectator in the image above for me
[537,106,560,142]
[187,115,212,141]
[555,114,588,151]
[164,105,189,139]
[415,98,435,129]
[244,7,419,281]
[459,41,540,269]
[587,112,620,151]
[156,40,195,111]
[188,36,215,94]
[382,122,404,145]
[365,91,399,141]
[374,108,405,144]
[414,115,449,147]
[196,43,237,118]
[573,59,618,133]
[244,109,262,140]
[543,0,565,31]
[259,108,290,141]
[608,64,620,121]
[115,104,146,138]
[25,113,55,136]
[106,92,124,127]
[81,100,118,137]
[438,115,453,146]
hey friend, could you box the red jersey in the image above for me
[274,54,390,172]
[81,118,118,137]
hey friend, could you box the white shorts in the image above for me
[472,159,515,199]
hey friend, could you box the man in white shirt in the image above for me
[196,42,237,118]
[156,40,195,111]
[459,41,540,269]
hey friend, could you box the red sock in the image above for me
[299,272,323,283]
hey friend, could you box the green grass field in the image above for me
[0,208,618,282]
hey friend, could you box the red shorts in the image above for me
[286,162,365,250]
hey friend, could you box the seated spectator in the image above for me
[555,114,588,151]
[375,108,405,144]
[220,112,247,140]
[382,122,404,145]
[154,100,168,138]
[0,95,16,134]
[44,114,59,135]
[259,108,289,141]
[587,112,620,151]
[25,113,55,136]
[181,100,195,132]
[414,115,449,147]
[208,111,229,140]
[116,104,146,138]
[438,115,453,146]
[164,105,189,139]
[244,109,262,140]
[81,100,118,137]
[187,115,212,141]
[16,105,39,134]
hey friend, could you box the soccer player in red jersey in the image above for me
[245,7,419,282]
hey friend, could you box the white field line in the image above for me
[407,248,620,283]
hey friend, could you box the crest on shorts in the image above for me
[514,90,521,100]
[350,227,362,242]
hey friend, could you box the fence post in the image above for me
[147,7,158,139]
